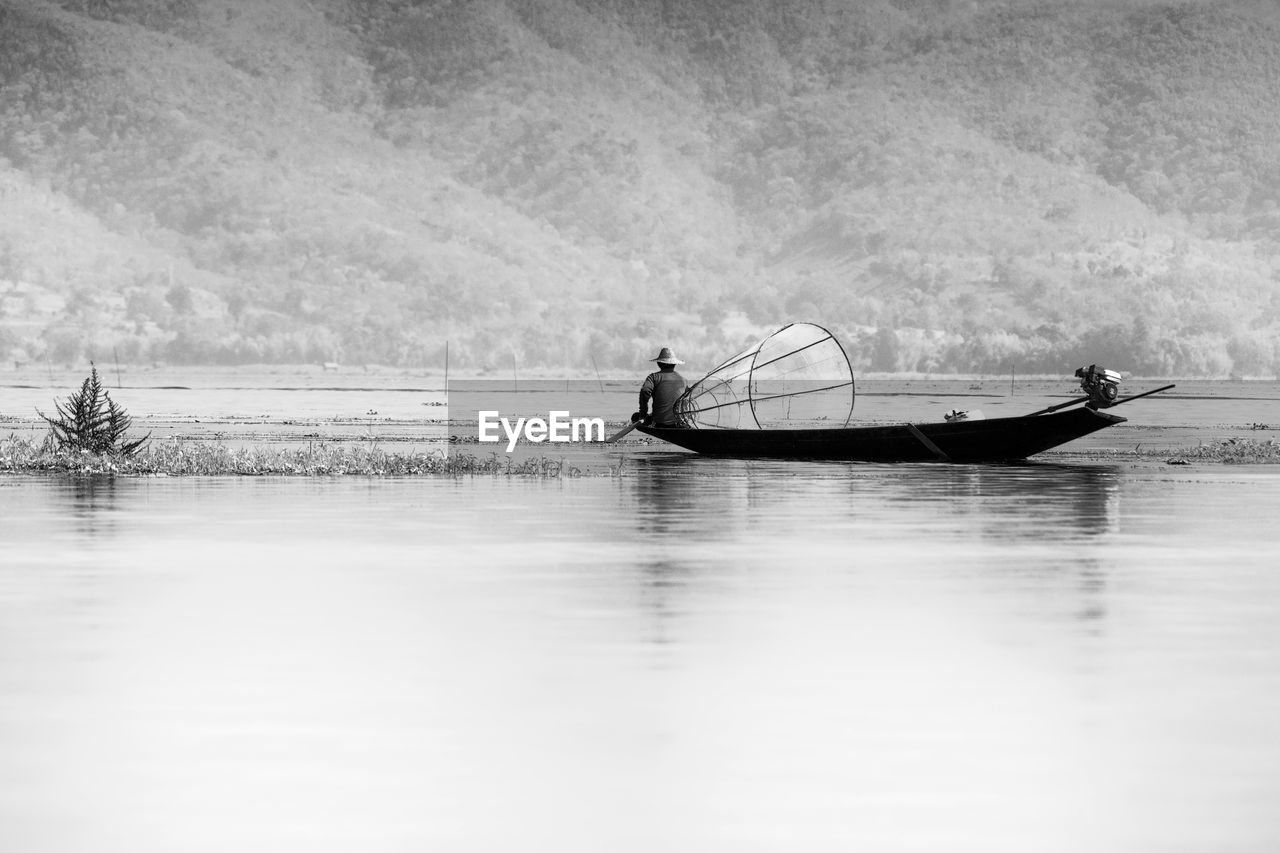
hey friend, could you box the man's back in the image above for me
[641,369,686,426]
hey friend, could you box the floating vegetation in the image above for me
[0,436,590,477]
[1069,437,1280,465]
[1179,437,1280,464]
[4,433,1278,477]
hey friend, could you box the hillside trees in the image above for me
[0,0,1278,374]
[1090,3,1280,233]
[0,6,86,171]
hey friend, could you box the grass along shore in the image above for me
[0,436,590,477]
[1065,436,1280,465]
[2,434,1278,476]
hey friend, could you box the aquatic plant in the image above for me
[1065,437,1280,465]
[0,435,591,477]
[3,430,1278,477]
[1181,437,1280,464]
[38,364,149,455]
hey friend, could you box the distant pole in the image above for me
[444,340,449,394]
[590,354,604,392]
[1010,365,1015,396]
[113,346,122,389]
[512,351,518,392]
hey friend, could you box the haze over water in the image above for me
[3,458,1279,852]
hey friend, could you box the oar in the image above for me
[1026,383,1176,416]
[1025,395,1090,417]
[606,421,640,443]
[1111,383,1176,406]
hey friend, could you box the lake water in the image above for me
[4,368,1278,462]
[3,457,1280,852]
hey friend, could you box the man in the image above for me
[632,346,687,427]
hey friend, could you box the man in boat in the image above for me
[632,346,687,427]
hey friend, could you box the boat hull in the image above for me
[636,406,1125,462]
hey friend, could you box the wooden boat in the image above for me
[620,323,1173,463]
[636,405,1126,462]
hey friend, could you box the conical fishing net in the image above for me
[676,323,855,429]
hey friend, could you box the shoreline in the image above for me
[2,432,1276,477]
[5,371,1274,475]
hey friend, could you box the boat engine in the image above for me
[1075,364,1122,408]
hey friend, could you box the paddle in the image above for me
[1025,383,1176,416]
[1111,383,1176,406]
[1025,395,1090,417]
[606,421,640,443]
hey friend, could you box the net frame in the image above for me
[676,323,855,429]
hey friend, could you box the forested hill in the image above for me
[2,0,1279,376]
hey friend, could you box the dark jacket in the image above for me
[639,370,686,426]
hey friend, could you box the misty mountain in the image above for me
[2,0,1278,375]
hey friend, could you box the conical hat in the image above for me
[652,347,683,365]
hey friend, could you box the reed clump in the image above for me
[1177,437,1280,464]
[0,436,587,477]
[1072,437,1280,464]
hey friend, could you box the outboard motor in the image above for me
[1075,364,1122,408]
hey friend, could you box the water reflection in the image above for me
[621,456,1125,640]
[2,467,1279,851]
[1077,558,1108,626]
[623,455,719,651]
[864,462,1123,541]
[839,462,1123,628]
[625,453,709,536]
[58,476,124,541]
[623,455,1123,543]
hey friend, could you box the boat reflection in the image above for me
[622,453,712,537]
[621,455,1124,634]
[623,454,1122,543]
[861,461,1123,540]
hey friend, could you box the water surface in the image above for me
[2,460,1279,852]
